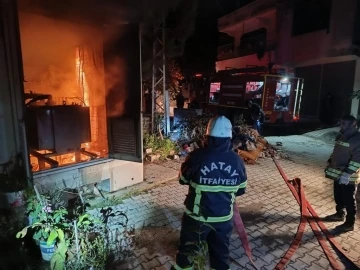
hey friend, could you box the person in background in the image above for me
[173,116,247,270]
[247,100,264,135]
[324,115,360,232]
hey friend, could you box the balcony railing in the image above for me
[217,43,235,60]
[217,40,277,61]
[218,0,277,29]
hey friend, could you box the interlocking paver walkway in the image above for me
[114,131,360,270]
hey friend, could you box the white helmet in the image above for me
[206,116,232,138]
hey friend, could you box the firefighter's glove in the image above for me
[338,172,351,185]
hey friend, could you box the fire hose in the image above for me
[231,154,360,270]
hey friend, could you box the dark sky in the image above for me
[181,0,254,75]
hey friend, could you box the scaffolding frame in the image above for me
[151,16,170,135]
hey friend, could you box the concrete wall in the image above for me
[276,0,357,65]
[33,159,143,192]
[218,0,358,66]
[216,50,275,71]
[0,0,27,170]
[294,56,360,119]
[220,8,277,49]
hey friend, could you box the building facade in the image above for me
[216,0,360,121]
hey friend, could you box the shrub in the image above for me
[143,133,178,159]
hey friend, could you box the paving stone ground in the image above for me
[114,130,360,270]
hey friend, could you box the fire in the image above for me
[19,11,109,173]
[76,47,90,107]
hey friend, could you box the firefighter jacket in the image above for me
[325,128,360,184]
[179,137,247,223]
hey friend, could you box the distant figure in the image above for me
[247,100,264,135]
[323,115,360,232]
[176,91,185,109]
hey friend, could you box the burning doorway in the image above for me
[19,12,108,172]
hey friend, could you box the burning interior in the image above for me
[19,12,109,172]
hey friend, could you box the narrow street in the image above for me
[115,128,360,270]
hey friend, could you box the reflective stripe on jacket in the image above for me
[325,129,360,184]
[179,137,247,223]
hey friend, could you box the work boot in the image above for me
[335,222,354,233]
[323,212,345,222]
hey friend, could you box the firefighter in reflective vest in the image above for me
[324,115,360,232]
[173,116,247,270]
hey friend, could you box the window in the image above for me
[209,82,221,104]
[274,81,291,111]
[245,81,264,105]
[239,28,267,52]
[292,0,332,36]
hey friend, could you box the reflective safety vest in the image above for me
[325,129,360,184]
[179,140,247,223]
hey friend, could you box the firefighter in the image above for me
[173,116,247,270]
[247,100,264,135]
[324,115,360,232]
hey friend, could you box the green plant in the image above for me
[186,238,209,270]
[144,132,179,159]
[184,209,216,269]
[65,213,109,270]
[16,187,133,269]
[16,196,69,269]
[26,194,43,221]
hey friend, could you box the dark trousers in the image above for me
[175,214,233,270]
[334,181,357,224]
[251,115,263,136]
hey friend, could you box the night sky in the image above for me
[181,0,255,75]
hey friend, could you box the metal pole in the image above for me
[74,220,80,261]
[162,15,170,135]
[151,25,156,134]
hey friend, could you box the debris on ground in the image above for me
[144,125,292,165]
[232,126,290,164]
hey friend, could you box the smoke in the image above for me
[18,0,196,117]
[104,57,128,117]
[18,10,125,109]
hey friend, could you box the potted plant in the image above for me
[16,199,69,264]
[26,194,43,226]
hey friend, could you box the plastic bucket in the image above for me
[33,234,40,246]
[39,241,55,261]
[0,190,25,208]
